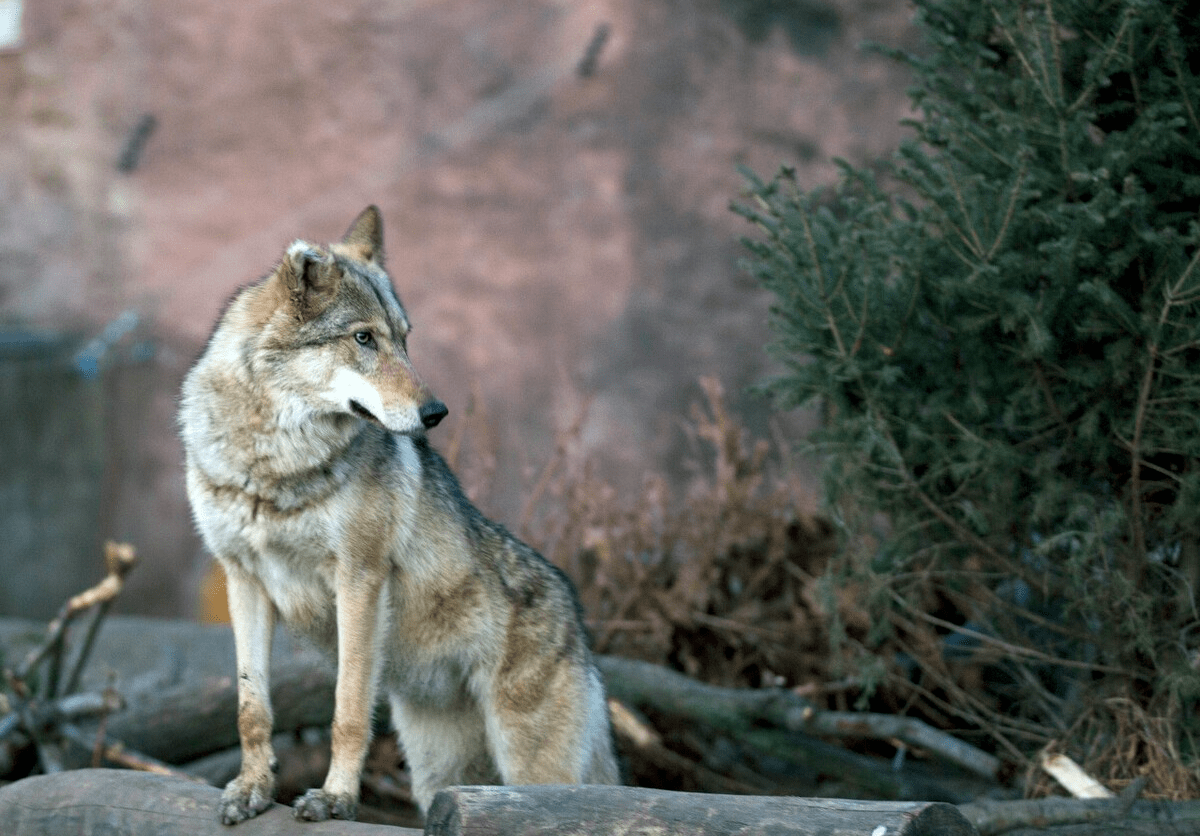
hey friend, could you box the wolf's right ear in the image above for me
[280,241,339,320]
[342,205,384,266]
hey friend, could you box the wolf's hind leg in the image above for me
[391,696,495,814]
[485,664,617,787]
[220,564,278,825]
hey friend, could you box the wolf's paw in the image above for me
[293,788,358,822]
[219,777,275,825]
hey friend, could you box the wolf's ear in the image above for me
[280,241,339,320]
[342,205,384,266]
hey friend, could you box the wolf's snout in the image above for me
[420,400,448,429]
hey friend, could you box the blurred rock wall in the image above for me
[0,0,917,617]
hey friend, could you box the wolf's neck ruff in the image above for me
[193,417,396,516]
[185,341,371,485]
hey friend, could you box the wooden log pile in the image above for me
[7,770,1200,836]
[0,770,975,836]
[4,544,1200,835]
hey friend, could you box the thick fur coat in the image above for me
[179,207,618,825]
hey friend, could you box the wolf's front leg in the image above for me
[293,570,387,822]
[220,563,278,825]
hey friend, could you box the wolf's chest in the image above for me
[246,545,337,640]
[193,477,334,558]
[192,482,342,628]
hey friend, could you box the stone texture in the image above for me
[0,0,917,616]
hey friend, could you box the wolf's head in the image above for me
[256,206,448,436]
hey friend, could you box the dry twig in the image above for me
[10,542,138,698]
[1,543,139,780]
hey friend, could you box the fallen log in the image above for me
[426,785,980,836]
[597,655,1001,779]
[597,655,1002,795]
[961,796,1200,836]
[92,656,335,764]
[0,768,418,836]
[998,824,1199,836]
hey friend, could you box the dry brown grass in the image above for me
[492,377,838,690]
[1022,698,1200,801]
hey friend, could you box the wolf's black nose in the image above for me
[420,400,449,429]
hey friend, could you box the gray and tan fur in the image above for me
[179,207,619,825]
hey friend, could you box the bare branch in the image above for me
[597,655,1002,782]
[10,542,138,694]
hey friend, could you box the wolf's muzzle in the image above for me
[420,400,449,429]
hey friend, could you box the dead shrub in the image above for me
[517,378,836,690]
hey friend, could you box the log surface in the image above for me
[427,784,980,836]
[0,769,419,836]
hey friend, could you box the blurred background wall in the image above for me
[0,0,916,619]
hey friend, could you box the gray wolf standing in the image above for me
[179,206,619,824]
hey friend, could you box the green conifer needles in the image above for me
[738,0,1200,785]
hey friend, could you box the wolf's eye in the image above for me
[353,330,376,349]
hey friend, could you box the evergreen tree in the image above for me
[738,0,1200,783]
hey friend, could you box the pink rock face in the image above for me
[0,0,916,615]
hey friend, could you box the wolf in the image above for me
[179,206,619,825]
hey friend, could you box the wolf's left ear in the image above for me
[281,241,340,320]
[343,205,385,266]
